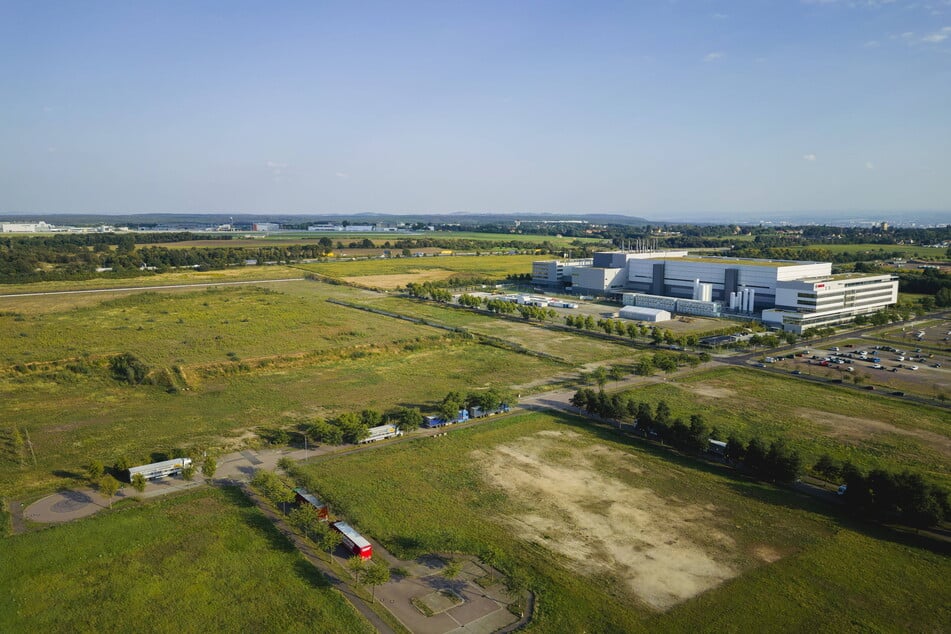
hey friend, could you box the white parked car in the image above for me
[909,365,919,371]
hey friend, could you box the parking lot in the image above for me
[764,321,951,398]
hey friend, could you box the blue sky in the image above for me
[1,1,949,218]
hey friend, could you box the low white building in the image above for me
[1,221,54,233]
[619,306,671,322]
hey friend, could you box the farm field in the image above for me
[294,411,951,632]
[624,367,951,486]
[0,487,372,634]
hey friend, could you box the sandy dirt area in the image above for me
[474,430,739,611]
[682,384,737,399]
[795,408,951,459]
[343,270,456,289]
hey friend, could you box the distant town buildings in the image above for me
[0,221,55,232]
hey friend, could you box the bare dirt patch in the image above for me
[474,430,739,611]
[795,409,951,459]
[342,269,456,289]
[682,384,737,399]
[752,545,783,563]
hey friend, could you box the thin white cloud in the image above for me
[703,51,725,62]
[866,161,875,170]
[921,26,951,43]
[864,40,880,47]
[335,172,350,179]
[803,153,817,161]
[266,161,288,180]
[713,13,728,19]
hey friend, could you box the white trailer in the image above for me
[358,424,403,444]
[127,457,192,482]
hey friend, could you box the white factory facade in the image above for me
[533,251,898,334]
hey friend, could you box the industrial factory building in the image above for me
[533,250,898,333]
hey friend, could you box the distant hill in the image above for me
[0,212,653,228]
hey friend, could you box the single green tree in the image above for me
[635,357,655,376]
[364,560,391,599]
[181,464,196,481]
[202,457,217,479]
[442,560,463,593]
[86,459,105,481]
[99,475,121,508]
[318,525,343,555]
[131,472,147,493]
[347,556,368,584]
[274,485,296,514]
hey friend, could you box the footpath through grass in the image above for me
[0,487,372,634]
[295,411,951,632]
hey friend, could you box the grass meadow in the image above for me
[0,265,304,296]
[0,282,441,367]
[272,230,608,248]
[624,367,951,486]
[295,411,951,632]
[817,243,947,259]
[0,487,372,633]
[296,254,541,283]
[344,295,639,364]
[0,331,560,499]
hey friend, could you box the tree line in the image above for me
[813,455,950,529]
[571,388,949,528]
[261,388,513,447]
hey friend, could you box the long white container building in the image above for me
[127,457,192,482]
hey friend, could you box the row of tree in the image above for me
[252,465,392,597]
[570,388,948,527]
[571,390,805,483]
[813,455,949,528]
[296,388,513,446]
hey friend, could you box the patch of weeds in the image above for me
[411,597,434,617]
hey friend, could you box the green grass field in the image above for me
[0,265,304,296]
[623,367,951,485]
[0,487,372,633]
[294,411,951,632]
[818,243,947,259]
[0,282,441,367]
[0,333,560,499]
[272,230,608,248]
[296,254,540,282]
[343,295,638,364]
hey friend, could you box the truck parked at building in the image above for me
[422,408,471,428]
[127,457,192,483]
[358,424,403,444]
